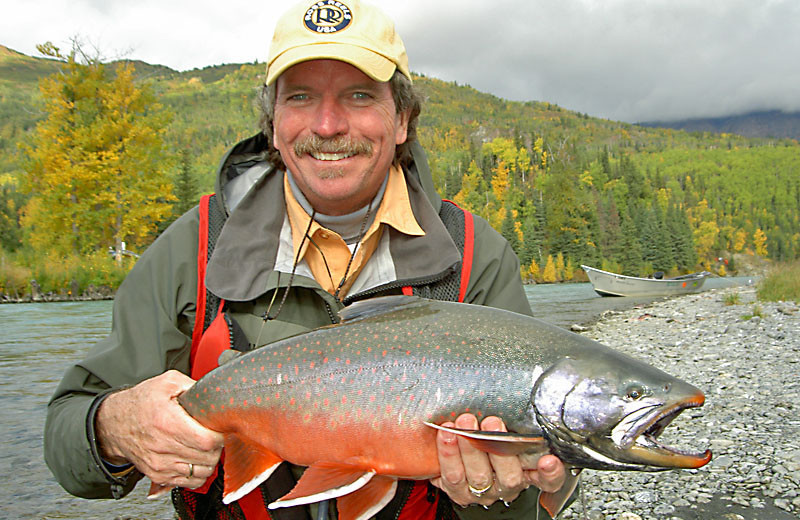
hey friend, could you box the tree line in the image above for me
[1,43,798,296]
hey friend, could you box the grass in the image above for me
[0,249,133,298]
[724,292,741,306]
[742,304,765,321]
[757,260,800,303]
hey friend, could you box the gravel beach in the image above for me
[559,286,800,520]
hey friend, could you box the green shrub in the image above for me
[758,260,800,303]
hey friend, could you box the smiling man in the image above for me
[44,1,567,519]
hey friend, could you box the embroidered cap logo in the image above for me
[304,1,353,33]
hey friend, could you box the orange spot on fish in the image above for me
[290,398,296,406]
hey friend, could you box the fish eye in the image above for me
[625,385,645,400]
[663,383,672,392]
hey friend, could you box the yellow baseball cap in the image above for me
[266,0,411,85]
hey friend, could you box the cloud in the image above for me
[3,0,798,122]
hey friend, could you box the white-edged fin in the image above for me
[424,422,547,456]
[269,470,376,509]
[337,476,398,520]
[222,462,281,504]
[539,467,581,518]
[147,482,173,499]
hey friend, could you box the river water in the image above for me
[0,277,752,519]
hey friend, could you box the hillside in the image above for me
[1,46,798,276]
[641,110,800,140]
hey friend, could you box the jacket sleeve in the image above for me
[462,214,532,316]
[43,208,201,499]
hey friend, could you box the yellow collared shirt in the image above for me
[284,164,425,298]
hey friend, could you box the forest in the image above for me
[1,43,798,295]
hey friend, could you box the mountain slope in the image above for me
[640,110,800,140]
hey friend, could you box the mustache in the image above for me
[293,135,373,157]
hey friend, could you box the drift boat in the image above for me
[582,265,710,297]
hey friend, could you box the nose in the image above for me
[310,95,348,138]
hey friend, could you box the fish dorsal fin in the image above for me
[424,422,548,456]
[337,475,397,520]
[338,295,420,323]
[269,462,376,509]
[222,433,284,504]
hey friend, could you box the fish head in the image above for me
[533,354,711,471]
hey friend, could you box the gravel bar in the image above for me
[559,286,800,520]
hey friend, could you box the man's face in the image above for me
[273,60,410,216]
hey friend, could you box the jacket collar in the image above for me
[206,135,461,302]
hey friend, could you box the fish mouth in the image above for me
[624,392,712,469]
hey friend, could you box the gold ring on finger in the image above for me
[187,463,194,478]
[468,482,493,497]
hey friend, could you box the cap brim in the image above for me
[267,43,398,85]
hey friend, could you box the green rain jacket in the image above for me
[44,134,548,519]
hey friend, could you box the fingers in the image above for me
[430,414,567,509]
[525,454,566,494]
[480,416,527,502]
[96,370,224,487]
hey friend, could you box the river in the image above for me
[0,277,752,519]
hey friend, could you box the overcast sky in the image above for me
[2,0,798,123]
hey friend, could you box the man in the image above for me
[44,1,567,518]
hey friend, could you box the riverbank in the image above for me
[0,282,114,303]
[561,286,800,520]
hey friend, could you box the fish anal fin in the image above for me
[222,433,283,504]
[424,422,547,456]
[270,462,375,509]
[539,467,581,518]
[337,475,398,520]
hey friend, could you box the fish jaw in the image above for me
[588,389,712,470]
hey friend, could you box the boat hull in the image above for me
[581,265,709,297]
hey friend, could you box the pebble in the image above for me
[560,287,800,519]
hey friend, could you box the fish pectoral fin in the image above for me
[424,422,548,456]
[336,475,398,520]
[146,481,173,499]
[269,462,376,509]
[539,467,581,518]
[222,434,284,504]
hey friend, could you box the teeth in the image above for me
[311,152,353,161]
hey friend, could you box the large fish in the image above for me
[178,296,711,519]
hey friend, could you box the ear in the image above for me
[395,109,410,145]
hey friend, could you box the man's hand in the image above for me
[95,370,224,491]
[429,413,565,508]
